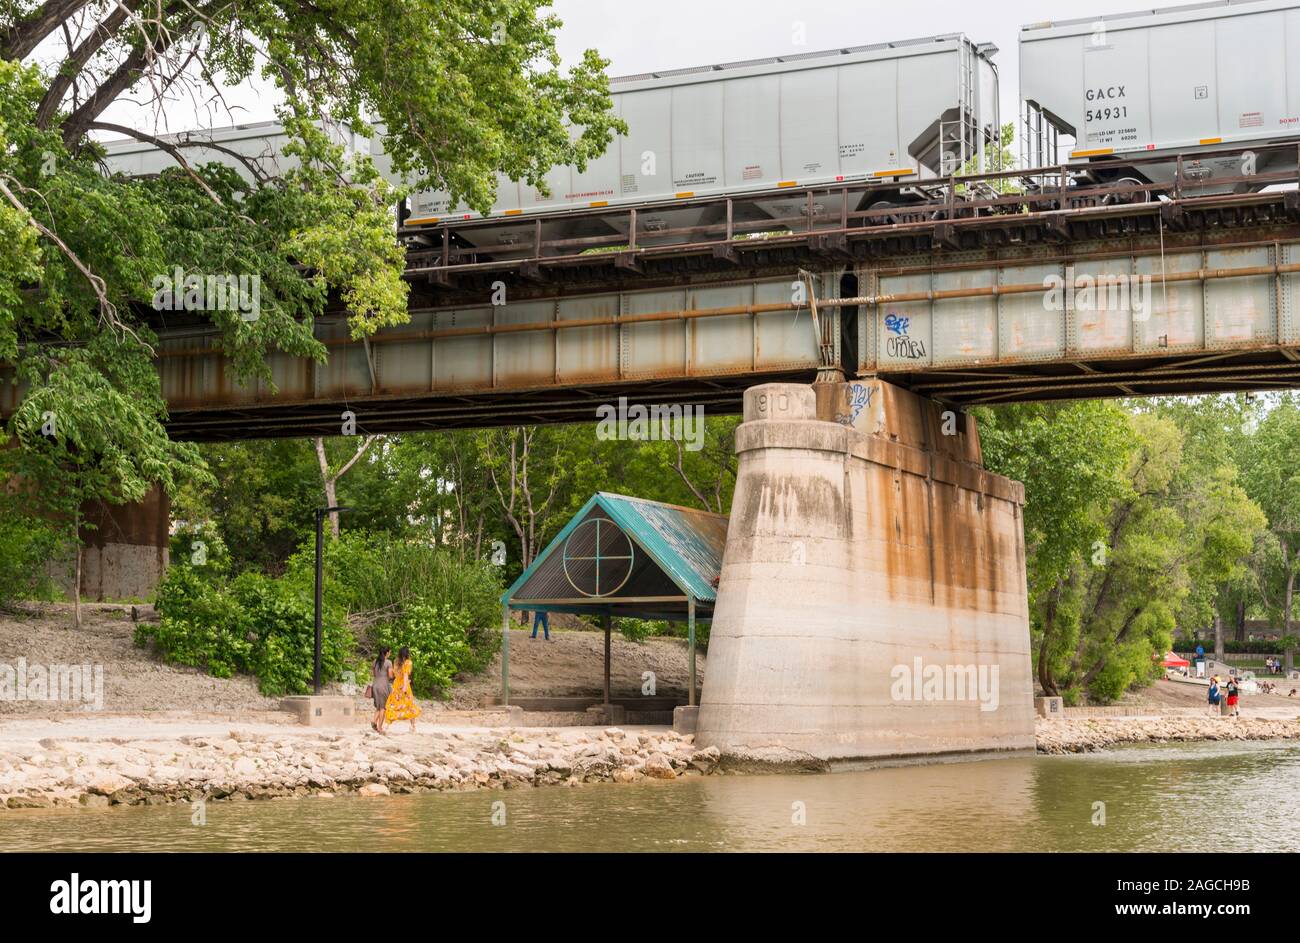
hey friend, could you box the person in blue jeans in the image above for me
[531,610,550,640]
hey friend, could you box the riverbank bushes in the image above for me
[282,532,504,698]
[281,530,503,631]
[0,500,60,608]
[140,530,504,699]
[139,566,352,696]
[369,602,480,698]
[615,616,710,649]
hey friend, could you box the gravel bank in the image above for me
[0,603,282,715]
[1035,714,1300,754]
[0,605,702,714]
[0,722,719,810]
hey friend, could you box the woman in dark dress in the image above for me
[370,647,393,733]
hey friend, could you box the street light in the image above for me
[313,505,353,694]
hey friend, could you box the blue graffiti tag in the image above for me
[884,311,926,360]
[835,382,875,426]
[848,382,871,422]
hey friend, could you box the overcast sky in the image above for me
[103,0,1158,136]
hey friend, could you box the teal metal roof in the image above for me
[502,492,727,613]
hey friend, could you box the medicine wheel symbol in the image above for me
[562,518,634,597]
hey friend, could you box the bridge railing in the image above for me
[402,142,1300,279]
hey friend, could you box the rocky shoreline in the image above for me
[1036,714,1300,754]
[0,725,720,810]
[7,713,1300,810]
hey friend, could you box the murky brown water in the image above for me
[4,741,1298,851]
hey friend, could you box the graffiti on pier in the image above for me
[835,381,873,426]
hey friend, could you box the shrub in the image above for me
[614,616,710,649]
[373,602,475,699]
[1178,638,1297,655]
[232,572,351,697]
[140,565,351,696]
[140,530,502,699]
[141,566,251,678]
[0,502,61,607]
[168,521,232,580]
[616,617,664,643]
[283,530,504,630]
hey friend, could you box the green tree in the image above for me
[2,1,623,574]
[1239,399,1300,669]
[171,438,322,575]
[978,401,1264,702]
[1,347,211,623]
[1139,394,1262,645]
[977,400,1135,698]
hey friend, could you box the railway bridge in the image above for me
[10,164,1300,767]
[55,152,1300,441]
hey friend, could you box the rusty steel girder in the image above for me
[6,191,1300,439]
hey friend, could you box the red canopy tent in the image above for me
[1161,651,1190,668]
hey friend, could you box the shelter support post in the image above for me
[501,604,510,706]
[602,613,612,706]
[688,598,697,707]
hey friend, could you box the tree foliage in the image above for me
[979,400,1264,703]
[1,0,622,581]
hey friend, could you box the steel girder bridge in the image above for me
[8,147,1300,440]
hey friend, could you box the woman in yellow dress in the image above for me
[384,647,422,733]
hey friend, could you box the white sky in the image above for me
[103,0,1155,137]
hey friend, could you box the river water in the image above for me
[4,741,1298,852]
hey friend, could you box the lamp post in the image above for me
[313,505,353,694]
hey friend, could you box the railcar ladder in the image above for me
[939,39,978,175]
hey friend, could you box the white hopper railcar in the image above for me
[1020,0,1300,194]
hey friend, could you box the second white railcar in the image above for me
[1021,0,1300,189]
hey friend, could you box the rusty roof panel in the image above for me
[504,492,727,615]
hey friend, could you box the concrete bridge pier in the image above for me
[695,379,1035,768]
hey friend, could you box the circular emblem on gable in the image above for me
[562,518,634,597]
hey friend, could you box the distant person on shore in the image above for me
[531,609,550,641]
[369,646,394,733]
[384,647,422,734]
[1207,677,1221,716]
[1226,676,1240,718]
